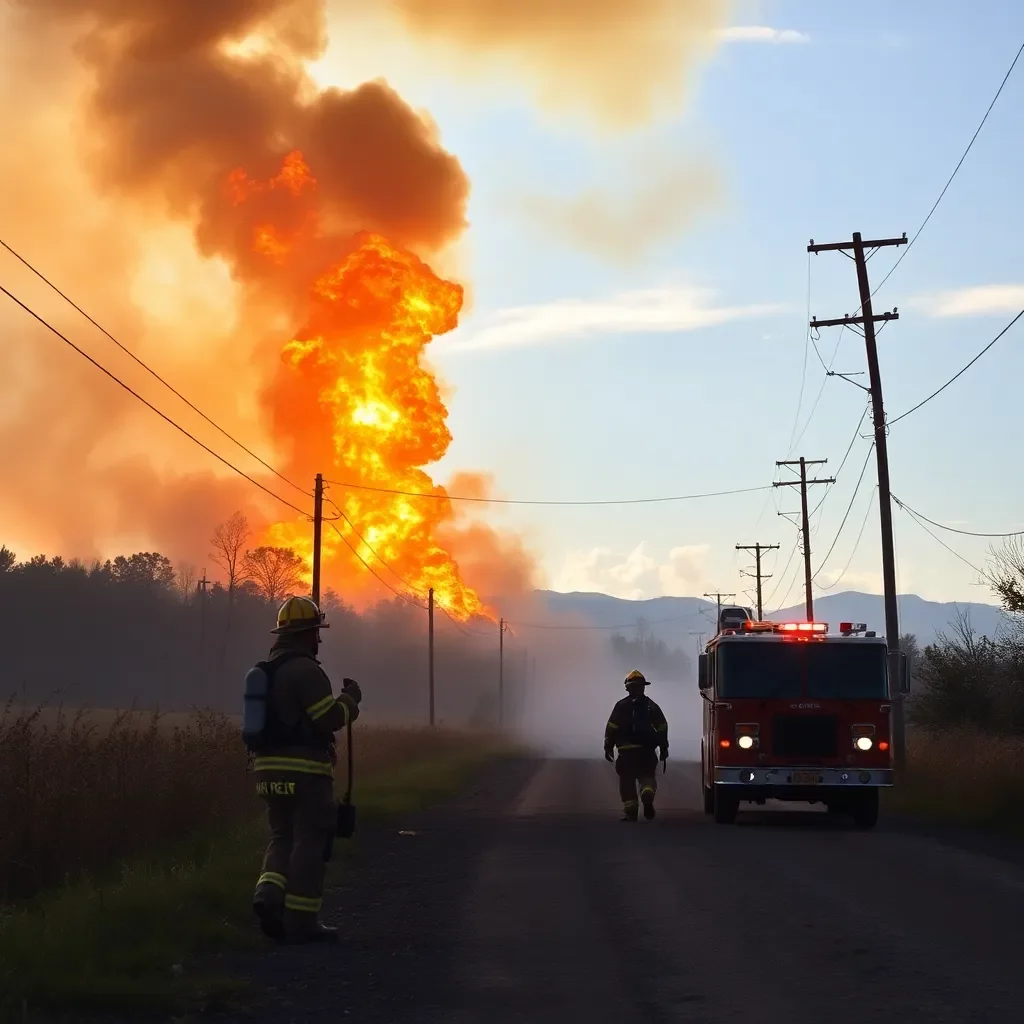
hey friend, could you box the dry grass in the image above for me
[887,727,1024,834]
[0,722,509,1015]
[0,698,503,904]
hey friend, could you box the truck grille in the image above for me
[772,714,838,759]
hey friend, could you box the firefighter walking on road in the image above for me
[604,670,669,821]
[245,596,362,944]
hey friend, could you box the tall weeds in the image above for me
[0,700,498,903]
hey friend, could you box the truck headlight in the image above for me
[735,723,759,749]
[855,736,873,751]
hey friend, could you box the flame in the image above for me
[231,151,488,620]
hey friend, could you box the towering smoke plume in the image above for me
[379,0,728,126]
[0,0,512,612]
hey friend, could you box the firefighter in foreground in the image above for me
[604,670,669,821]
[246,596,361,944]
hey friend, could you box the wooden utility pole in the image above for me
[311,473,324,606]
[735,543,779,620]
[808,230,908,768]
[775,458,834,620]
[428,587,435,726]
[197,569,210,689]
[703,592,735,632]
[498,618,506,728]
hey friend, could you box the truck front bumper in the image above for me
[714,766,893,788]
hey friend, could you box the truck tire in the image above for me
[713,787,738,824]
[852,789,879,829]
[703,782,715,815]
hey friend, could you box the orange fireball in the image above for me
[230,152,487,620]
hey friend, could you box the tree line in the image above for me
[905,539,1024,734]
[0,512,518,725]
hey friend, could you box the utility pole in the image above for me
[311,472,324,606]
[703,592,736,632]
[498,618,506,729]
[735,543,780,620]
[197,569,210,690]
[689,630,708,658]
[808,230,908,768]
[775,458,834,620]
[428,587,435,727]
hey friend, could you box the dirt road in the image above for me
[222,757,1024,1023]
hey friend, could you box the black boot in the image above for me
[253,899,286,942]
[642,791,656,820]
[621,806,639,822]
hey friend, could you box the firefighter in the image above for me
[604,670,669,821]
[250,596,361,944]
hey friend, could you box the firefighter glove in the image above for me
[604,748,614,763]
[342,678,363,704]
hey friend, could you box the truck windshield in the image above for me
[717,642,888,699]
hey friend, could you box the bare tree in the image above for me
[243,546,306,604]
[986,538,1024,615]
[174,562,197,604]
[210,512,251,601]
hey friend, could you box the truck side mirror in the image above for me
[898,651,910,695]
[698,653,709,690]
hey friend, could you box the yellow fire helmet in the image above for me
[272,595,329,634]
[624,669,648,688]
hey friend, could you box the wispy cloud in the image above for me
[720,26,810,44]
[552,542,711,601]
[443,287,783,354]
[913,284,1024,318]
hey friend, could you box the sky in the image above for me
[2,0,1021,611]
[305,0,1024,607]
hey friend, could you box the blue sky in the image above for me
[316,0,1024,606]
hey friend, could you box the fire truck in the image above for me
[698,619,909,828]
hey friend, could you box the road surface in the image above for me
[221,757,1024,1023]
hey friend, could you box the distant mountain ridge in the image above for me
[534,589,1008,647]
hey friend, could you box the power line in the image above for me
[0,282,312,519]
[870,41,1024,299]
[896,502,984,575]
[323,478,771,506]
[809,403,870,518]
[811,443,875,581]
[762,538,799,610]
[789,324,848,457]
[324,495,423,594]
[891,496,1024,539]
[324,519,426,607]
[816,487,878,592]
[786,251,814,452]
[506,610,701,632]
[889,308,1024,426]
[323,495,495,634]
[0,238,308,497]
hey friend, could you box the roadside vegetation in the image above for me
[892,538,1024,833]
[0,714,509,1016]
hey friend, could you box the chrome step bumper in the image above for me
[714,766,894,787]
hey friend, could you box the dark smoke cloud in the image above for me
[1,0,471,569]
[15,0,469,279]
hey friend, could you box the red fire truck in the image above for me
[698,619,909,828]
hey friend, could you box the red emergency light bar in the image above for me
[737,620,828,634]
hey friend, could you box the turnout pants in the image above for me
[616,748,659,816]
[252,773,336,935]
